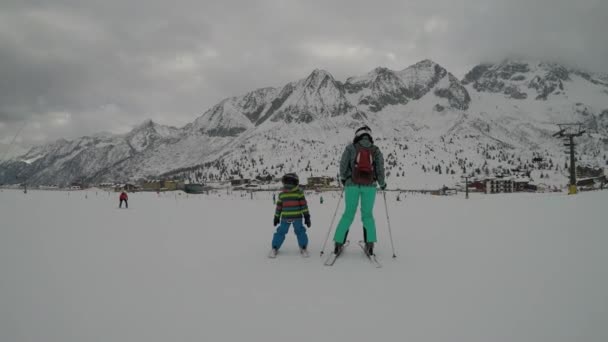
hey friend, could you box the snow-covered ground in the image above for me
[1,189,607,342]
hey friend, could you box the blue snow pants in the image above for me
[271,218,308,249]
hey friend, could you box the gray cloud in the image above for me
[1,0,607,146]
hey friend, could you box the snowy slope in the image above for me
[1,59,607,188]
[1,189,607,342]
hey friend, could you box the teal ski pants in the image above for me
[333,185,377,244]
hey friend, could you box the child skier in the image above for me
[269,173,311,258]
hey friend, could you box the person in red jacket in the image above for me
[119,191,128,208]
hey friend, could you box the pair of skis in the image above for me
[324,240,382,268]
[268,248,309,259]
[269,241,382,268]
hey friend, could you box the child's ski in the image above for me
[268,249,278,258]
[268,248,310,259]
[358,241,382,268]
[323,240,349,266]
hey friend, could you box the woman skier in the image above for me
[333,126,386,256]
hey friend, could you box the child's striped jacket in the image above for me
[274,186,310,220]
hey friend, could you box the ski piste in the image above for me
[358,241,382,268]
[323,240,350,266]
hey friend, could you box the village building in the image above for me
[307,176,334,188]
[141,180,182,191]
[230,179,251,187]
[184,183,205,194]
[115,183,139,192]
[485,178,514,194]
[513,177,532,192]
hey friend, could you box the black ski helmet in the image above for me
[282,173,299,187]
[354,125,373,144]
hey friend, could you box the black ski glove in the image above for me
[273,216,280,226]
[341,179,346,186]
[380,183,387,191]
[304,216,311,228]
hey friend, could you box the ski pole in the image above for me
[320,188,344,257]
[383,191,397,258]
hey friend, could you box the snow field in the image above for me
[1,189,607,342]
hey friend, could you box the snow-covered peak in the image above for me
[304,69,335,87]
[413,59,439,68]
[133,119,155,130]
[345,67,410,112]
[125,120,181,152]
[257,69,359,125]
[397,59,446,96]
[231,87,279,125]
[191,99,255,137]
[345,67,394,84]
[394,59,471,110]
[128,119,180,138]
[462,59,580,100]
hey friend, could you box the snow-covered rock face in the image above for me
[399,59,470,110]
[0,121,180,186]
[239,87,279,124]
[399,59,448,99]
[345,67,410,112]
[345,60,471,112]
[126,119,181,151]
[1,58,607,188]
[192,101,253,137]
[462,61,580,100]
[266,69,360,124]
[193,87,281,136]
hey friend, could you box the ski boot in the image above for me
[268,248,278,258]
[365,242,374,256]
[334,242,344,255]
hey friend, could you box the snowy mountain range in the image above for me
[1,59,607,189]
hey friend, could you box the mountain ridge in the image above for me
[1,58,607,188]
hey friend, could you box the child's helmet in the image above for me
[282,173,299,187]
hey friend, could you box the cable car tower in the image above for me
[553,123,585,195]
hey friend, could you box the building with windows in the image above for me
[307,176,334,188]
[485,178,514,194]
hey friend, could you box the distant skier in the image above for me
[272,193,276,204]
[119,191,128,208]
[333,126,386,256]
[320,195,324,204]
[269,173,311,258]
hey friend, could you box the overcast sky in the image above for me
[1,0,607,147]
